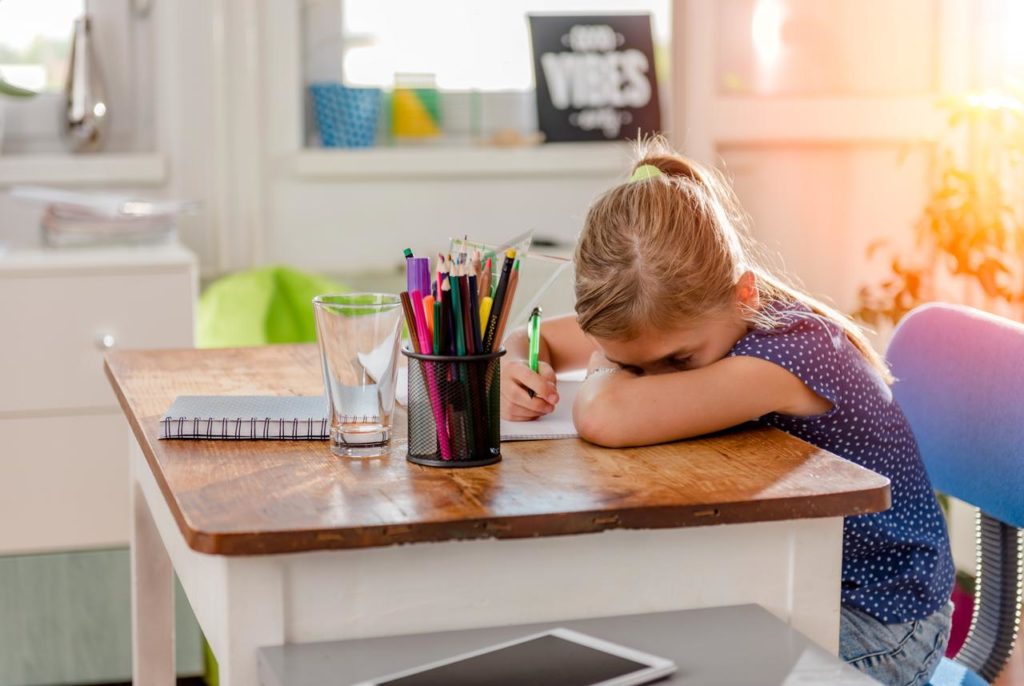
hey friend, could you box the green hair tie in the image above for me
[630,164,664,182]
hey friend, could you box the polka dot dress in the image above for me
[728,302,955,624]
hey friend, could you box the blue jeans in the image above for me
[840,602,953,686]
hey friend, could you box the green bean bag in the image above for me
[197,266,348,348]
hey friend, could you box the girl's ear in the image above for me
[736,271,760,311]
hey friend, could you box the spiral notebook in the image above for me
[160,395,329,440]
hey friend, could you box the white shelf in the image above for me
[0,153,166,187]
[0,242,195,276]
[290,142,634,180]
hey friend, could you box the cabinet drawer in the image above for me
[0,412,131,554]
[0,270,194,414]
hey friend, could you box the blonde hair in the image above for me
[574,138,893,383]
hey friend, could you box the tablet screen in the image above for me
[375,634,652,686]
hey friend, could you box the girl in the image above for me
[501,141,955,686]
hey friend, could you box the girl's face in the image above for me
[591,275,758,376]
[593,309,749,376]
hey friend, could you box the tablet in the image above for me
[352,628,677,686]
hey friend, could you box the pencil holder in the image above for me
[402,348,505,467]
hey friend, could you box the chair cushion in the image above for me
[887,304,1024,527]
[927,656,987,686]
[197,266,348,348]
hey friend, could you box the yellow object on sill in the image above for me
[391,87,441,139]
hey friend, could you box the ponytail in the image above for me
[575,136,893,384]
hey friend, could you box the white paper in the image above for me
[500,380,580,441]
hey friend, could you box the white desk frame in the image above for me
[129,442,844,686]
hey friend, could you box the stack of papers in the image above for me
[11,186,199,248]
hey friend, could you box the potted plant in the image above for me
[856,92,1024,327]
[0,74,37,154]
[856,92,1024,655]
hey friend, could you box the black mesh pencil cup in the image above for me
[402,348,505,467]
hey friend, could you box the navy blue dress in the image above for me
[728,302,955,623]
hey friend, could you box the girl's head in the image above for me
[574,138,891,381]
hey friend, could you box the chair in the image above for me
[197,265,348,347]
[887,303,1024,686]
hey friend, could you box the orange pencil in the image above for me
[479,257,492,300]
[423,294,435,338]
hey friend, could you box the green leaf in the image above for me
[0,78,36,98]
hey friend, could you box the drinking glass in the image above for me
[313,293,402,457]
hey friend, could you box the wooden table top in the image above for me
[105,345,890,556]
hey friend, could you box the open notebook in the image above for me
[499,379,580,441]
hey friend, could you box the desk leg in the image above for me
[131,476,175,686]
[214,561,285,686]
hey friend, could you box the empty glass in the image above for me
[313,293,403,457]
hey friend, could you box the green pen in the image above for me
[527,307,542,398]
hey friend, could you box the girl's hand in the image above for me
[501,359,560,421]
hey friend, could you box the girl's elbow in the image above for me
[574,398,632,448]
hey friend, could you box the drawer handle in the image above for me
[96,333,117,350]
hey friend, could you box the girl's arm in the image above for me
[573,354,831,447]
[504,313,594,371]
[501,314,597,421]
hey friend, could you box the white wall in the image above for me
[0,0,973,321]
[722,145,929,313]
[672,0,972,318]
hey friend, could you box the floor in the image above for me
[95,652,1022,685]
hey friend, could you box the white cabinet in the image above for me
[0,243,202,684]
[0,243,196,553]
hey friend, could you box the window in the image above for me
[0,0,152,154]
[0,0,82,92]
[339,0,670,91]
[303,1,671,145]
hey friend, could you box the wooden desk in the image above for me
[105,345,889,686]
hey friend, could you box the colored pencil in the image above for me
[479,296,493,337]
[435,253,445,299]
[440,277,453,355]
[482,248,516,353]
[480,257,492,300]
[423,294,435,339]
[467,274,483,354]
[471,249,481,280]
[411,288,452,460]
[448,275,466,357]
[458,273,475,355]
[492,258,520,351]
[448,273,478,457]
[399,291,420,354]
[432,300,442,354]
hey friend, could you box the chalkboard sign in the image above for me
[529,14,662,142]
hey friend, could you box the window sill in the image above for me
[0,153,166,187]
[289,142,633,181]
